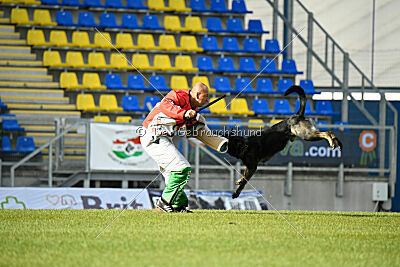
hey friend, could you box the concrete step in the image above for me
[0,66,47,75]
[0,18,10,24]
[0,81,58,88]
[6,103,76,110]
[0,59,42,66]
[36,139,85,148]
[10,110,81,119]
[0,32,20,39]
[0,88,64,98]
[0,73,53,82]
[42,147,86,155]
[0,52,35,60]
[27,132,85,142]
[20,125,56,132]
[0,45,31,54]
[0,39,26,45]
[1,95,69,104]
[0,25,15,33]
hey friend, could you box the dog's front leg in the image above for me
[232,166,257,199]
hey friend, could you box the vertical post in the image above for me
[331,44,335,87]
[85,121,90,172]
[284,162,292,196]
[283,0,293,59]
[10,167,14,187]
[379,94,386,176]
[306,12,313,80]
[0,159,2,187]
[341,53,349,122]
[336,163,344,197]
[48,142,53,187]
[389,128,396,197]
[272,0,279,39]
[54,119,60,170]
[194,142,200,190]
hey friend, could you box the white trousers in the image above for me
[141,133,190,184]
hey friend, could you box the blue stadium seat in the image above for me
[277,79,293,93]
[201,36,220,52]
[62,0,85,7]
[295,100,315,115]
[256,78,275,94]
[214,77,233,93]
[206,118,222,131]
[41,0,60,5]
[2,119,25,131]
[105,0,127,8]
[142,15,164,30]
[222,37,242,52]
[190,0,210,12]
[56,11,77,26]
[122,95,146,112]
[281,59,303,74]
[78,12,98,27]
[235,77,254,93]
[126,0,149,9]
[2,136,15,153]
[197,56,217,72]
[273,99,292,115]
[206,17,226,32]
[1,113,15,117]
[127,75,148,90]
[231,0,252,13]
[243,38,262,53]
[0,97,8,109]
[226,18,245,33]
[238,57,257,73]
[17,136,35,154]
[259,58,280,74]
[144,96,160,111]
[210,0,231,13]
[85,0,105,7]
[217,57,237,72]
[247,20,269,33]
[100,13,121,28]
[299,79,319,94]
[252,99,271,114]
[121,14,141,29]
[264,39,283,54]
[149,75,171,91]
[105,74,127,90]
[315,100,338,116]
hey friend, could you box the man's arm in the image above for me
[159,91,194,124]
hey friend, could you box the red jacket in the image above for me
[143,90,198,131]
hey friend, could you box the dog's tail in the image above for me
[284,85,306,117]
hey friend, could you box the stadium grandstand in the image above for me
[0,0,398,212]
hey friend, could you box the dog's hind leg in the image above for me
[232,166,257,199]
[304,131,343,151]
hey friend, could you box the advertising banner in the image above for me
[90,123,158,171]
[0,188,152,210]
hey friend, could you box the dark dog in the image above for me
[226,85,343,198]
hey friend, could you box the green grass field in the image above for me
[0,210,399,266]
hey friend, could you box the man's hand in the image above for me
[184,109,197,120]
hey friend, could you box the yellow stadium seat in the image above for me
[175,55,198,72]
[72,32,95,48]
[99,95,123,112]
[209,97,230,114]
[115,33,136,49]
[153,54,176,71]
[116,116,132,123]
[65,51,86,68]
[110,53,135,70]
[49,30,74,47]
[168,0,191,12]
[60,72,82,89]
[136,34,158,50]
[164,15,187,32]
[184,16,207,32]
[131,54,154,70]
[27,29,48,46]
[171,75,189,90]
[43,51,66,67]
[33,9,57,26]
[148,0,172,11]
[180,35,203,52]
[159,35,180,51]
[77,94,101,111]
[94,32,113,49]
[248,119,265,128]
[82,73,106,90]
[87,52,110,69]
[94,116,110,122]
[11,8,32,25]
[192,76,216,93]
[230,98,255,115]
[23,0,41,4]
[2,0,23,3]
[270,119,283,124]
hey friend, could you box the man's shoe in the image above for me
[156,197,174,213]
[174,206,193,213]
